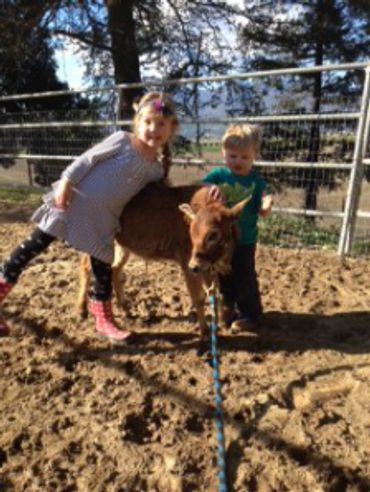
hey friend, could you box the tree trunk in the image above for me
[305,70,322,212]
[106,0,142,118]
[304,0,323,214]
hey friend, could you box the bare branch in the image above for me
[52,28,112,52]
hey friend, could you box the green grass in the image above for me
[351,238,370,256]
[0,186,43,205]
[197,143,222,153]
[259,214,339,249]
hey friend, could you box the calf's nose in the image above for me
[189,263,201,274]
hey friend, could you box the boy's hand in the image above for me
[260,193,273,216]
[54,177,73,209]
[208,185,225,203]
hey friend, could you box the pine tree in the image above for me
[0,2,102,183]
[240,0,370,212]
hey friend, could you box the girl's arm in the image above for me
[54,177,73,209]
[61,131,125,185]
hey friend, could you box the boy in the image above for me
[203,124,273,330]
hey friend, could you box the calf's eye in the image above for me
[206,230,221,245]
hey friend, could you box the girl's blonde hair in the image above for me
[222,124,262,156]
[132,92,179,178]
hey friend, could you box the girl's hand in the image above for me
[260,193,273,216]
[208,185,225,203]
[54,177,73,209]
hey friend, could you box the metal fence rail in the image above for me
[1,62,370,256]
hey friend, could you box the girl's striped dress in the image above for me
[31,131,164,264]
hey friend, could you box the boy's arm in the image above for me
[259,192,273,217]
[205,183,225,202]
[202,167,225,202]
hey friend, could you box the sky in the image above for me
[55,40,86,90]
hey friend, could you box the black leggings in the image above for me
[1,227,112,301]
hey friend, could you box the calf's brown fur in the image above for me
[77,182,249,340]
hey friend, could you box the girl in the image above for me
[0,92,179,343]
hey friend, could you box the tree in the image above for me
[154,1,238,154]
[240,0,370,212]
[0,1,103,182]
[28,1,241,116]
[0,3,68,105]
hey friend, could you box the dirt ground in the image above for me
[1,212,370,492]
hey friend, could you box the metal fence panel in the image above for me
[1,62,369,255]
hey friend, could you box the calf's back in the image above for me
[116,183,202,263]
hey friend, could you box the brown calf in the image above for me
[77,182,249,340]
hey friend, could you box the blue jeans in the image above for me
[219,243,263,321]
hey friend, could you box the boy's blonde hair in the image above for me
[222,124,262,156]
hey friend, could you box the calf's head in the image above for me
[179,196,250,275]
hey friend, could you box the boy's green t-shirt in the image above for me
[203,167,267,245]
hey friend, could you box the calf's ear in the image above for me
[230,195,251,218]
[179,203,195,222]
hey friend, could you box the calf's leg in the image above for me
[77,254,91,319]
[181,266,208,340]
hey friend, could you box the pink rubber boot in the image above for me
[0,278,14,336]
[89,298,133,344]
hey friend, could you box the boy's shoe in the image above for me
[220,304,237,328]
[0,277,14,303]
[231,315,260,333]
[0,316,10,336]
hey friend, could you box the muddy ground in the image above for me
[1,211,370,491]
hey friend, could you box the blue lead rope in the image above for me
[209,289,228,492]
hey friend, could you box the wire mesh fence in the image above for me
[0,63,369,256]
